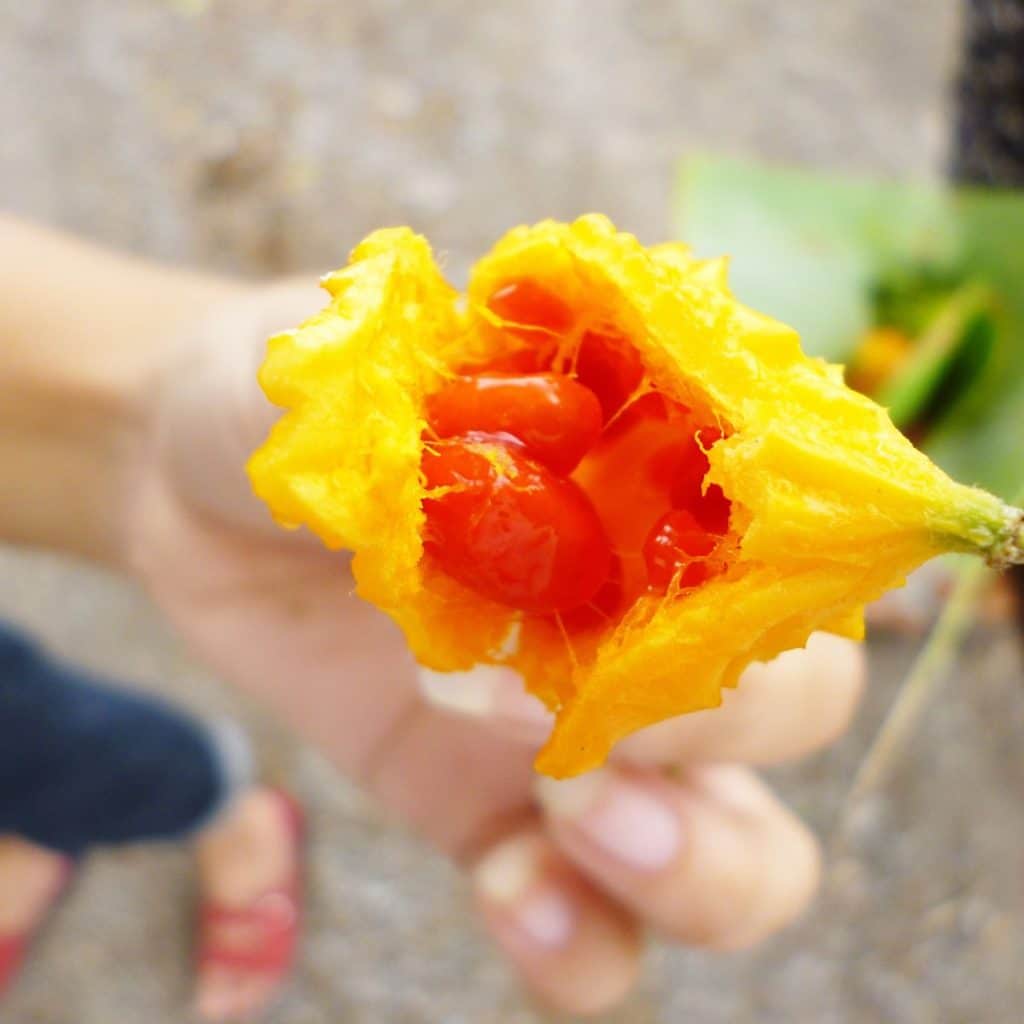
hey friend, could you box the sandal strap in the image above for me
[0,935,27,992]
[0,858,75,994]
[199,887,299,973]
[0,935,26,957]
[197,789,305,976]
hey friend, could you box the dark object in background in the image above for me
[953,0,1024,624]
[953,0,1024,186]
[0,623,242,854]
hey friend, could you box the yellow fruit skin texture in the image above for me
[248,216,1009,778]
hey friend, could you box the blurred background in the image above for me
[2,1,1023,1021]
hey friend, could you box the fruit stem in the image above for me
[985,504,1024,570]
[837,556,989,824]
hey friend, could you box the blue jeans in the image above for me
[0,622,250,856]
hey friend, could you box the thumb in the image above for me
[155,279,324,537]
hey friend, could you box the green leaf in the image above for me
[924,190,1024,497]
[675,156,959,363]
[877,282,996,432]
[675,156,1024,500]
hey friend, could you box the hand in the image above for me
[123,284,865,1015]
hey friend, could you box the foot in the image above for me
[194,787,303,1021]
[0,836,72,994]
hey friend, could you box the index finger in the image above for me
[417,632,865,769]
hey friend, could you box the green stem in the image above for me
[839,558,990,817]
[838,482,1024,830]
[876,281,995,431]
[985,504,1024,569]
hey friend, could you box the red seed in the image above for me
[642,509,719,592]
[669,426,731,534]
[692,483,732,534]
[574,329,645,423]
[426,373,603,475]
[471,347,555,374]
[666,440,710,504]
[558,555,624,632]
[422,438,611,614]
[487,279,575,338]
[602,391,672,442]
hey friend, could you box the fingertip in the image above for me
[782,632,867,751]
[805,630,867,686]
[746,631,864,692]
[472,830,642,1016]
[418,665,505,717]
[710,811,821,951]
[618,631,867,768]
[535,763,823,955]
[735,631,867,760]
[417,665,554,743]
[687,765,823,951]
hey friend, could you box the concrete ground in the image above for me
[2,1,1024,1021]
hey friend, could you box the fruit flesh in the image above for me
[426,373,602,475]
[251,220,1019,779]
[421,278,734,627]
[422,438,612,614]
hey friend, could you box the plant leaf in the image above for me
[675,156,959,363]
[878,282,995,432]
[675,156,1024,499]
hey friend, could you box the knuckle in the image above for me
[812,640,867,748]
[711,819,822,951]
[658,798,822,951]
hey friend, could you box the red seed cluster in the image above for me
[421,280,732,626]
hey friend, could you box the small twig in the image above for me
[985,505,1024,570]
[836,560,991,834]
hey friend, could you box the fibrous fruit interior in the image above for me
[250,218,1014,779]
[421,279,739,634]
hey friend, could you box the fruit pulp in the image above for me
[421,278,734,629]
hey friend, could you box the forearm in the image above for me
[0,216,244,564]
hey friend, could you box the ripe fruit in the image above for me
[422,438,612,614]
[669,426,732,533]
[574,329,645,422]
[643,510,720,592]
[426,373,603,475]
[251,217,1024,780]
[558,555,624,632]
[421,279,734,625]
[487,279,574,338]
[691,483,731,534]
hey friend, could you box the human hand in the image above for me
[125,283,864,1015]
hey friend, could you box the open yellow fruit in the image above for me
[248,216,1020,777]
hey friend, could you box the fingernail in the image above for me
[537,771,682,872]
[418,665,554,738]
[417,665,509,716]
[196,987,231,1021]
[474,835,576,949]
[492,683,554,740]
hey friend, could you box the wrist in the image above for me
[0,367,141,565]
[0,216,247,564]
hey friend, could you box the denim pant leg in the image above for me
[0,622,251,856]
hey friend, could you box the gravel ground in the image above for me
[3,1,1024,1021]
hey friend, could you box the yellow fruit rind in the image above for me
[249,216,1012,778]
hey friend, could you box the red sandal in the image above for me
[196,790,305,993]
[0,856,75,997]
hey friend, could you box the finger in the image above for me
[618,632,865,765]
[417,632,864,766]
[536,764,820,951]
[418,664,556,744]
[472,827,642,1016]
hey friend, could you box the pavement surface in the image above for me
[3,1,1024,1021]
